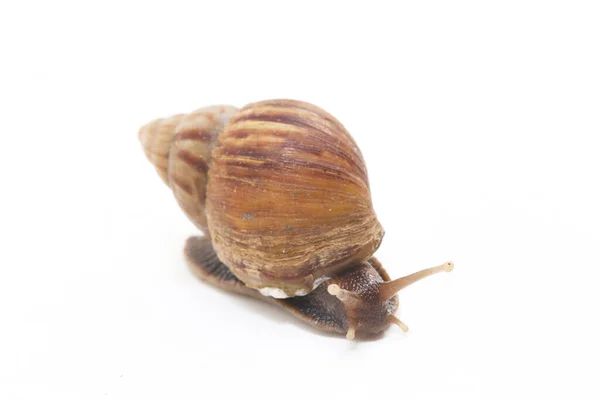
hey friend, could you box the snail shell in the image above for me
[139,100,383,298]
[140,99,454,339]
[207,100,383,297]
[138,105,239,235]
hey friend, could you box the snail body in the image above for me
[139,99,453,339]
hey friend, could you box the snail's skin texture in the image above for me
[185,236,453,339]
[185,236,398,337]
[139,99,454,339]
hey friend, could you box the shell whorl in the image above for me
[206,99,384,297]
[138,105,239,233]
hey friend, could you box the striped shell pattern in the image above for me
[139,100,383,298]
[139,105,239,235]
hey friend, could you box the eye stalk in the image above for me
[379,261,454,301]
[327,261,454,339]
[327,284,358,302]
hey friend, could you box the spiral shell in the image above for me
[138,105,239,234]
[206,100,384,297]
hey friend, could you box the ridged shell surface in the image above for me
[206,100,383,297]
[139,105,239,233]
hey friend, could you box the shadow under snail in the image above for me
[139,99,453,339]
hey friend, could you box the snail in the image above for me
[139,99,453,339]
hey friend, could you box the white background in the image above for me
[1,1,599,399]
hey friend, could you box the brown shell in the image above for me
[138,105,239,234]
[206,99,384,297]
